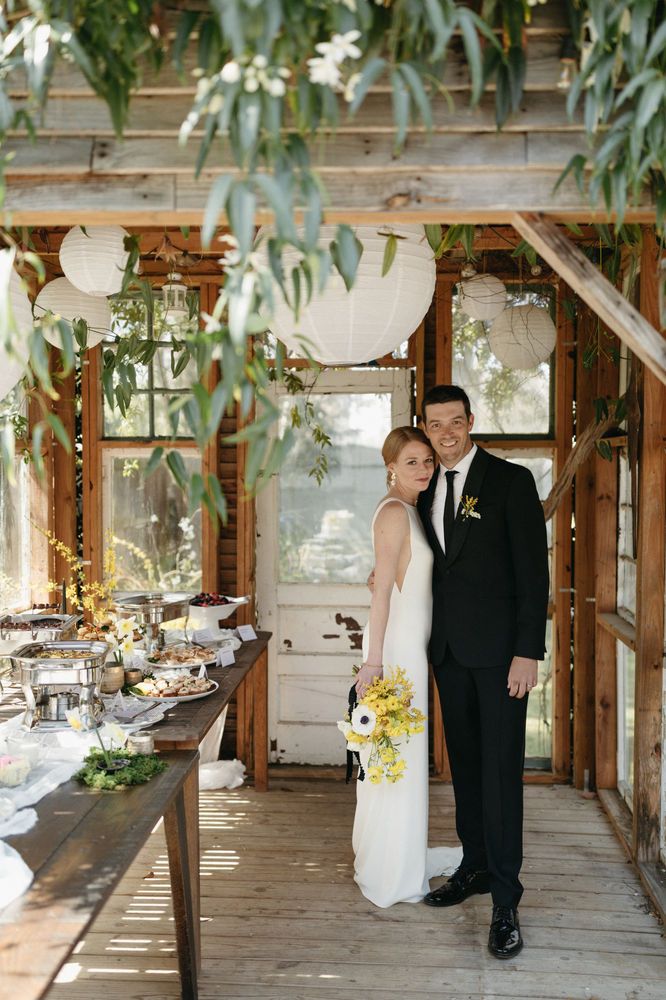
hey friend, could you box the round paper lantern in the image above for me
[0,270,32,400]
[488,304,557,369]
[34,277,110,348]
[457,274,507,321]
[260,225,436,365]
[59,225,130,296]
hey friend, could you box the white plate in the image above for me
[139,649,217,670]
[131,680,219,703]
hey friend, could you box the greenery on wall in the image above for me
[0,0,663,516]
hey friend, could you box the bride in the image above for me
[352,426,462,908]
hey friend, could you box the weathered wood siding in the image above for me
[2,3,654,222]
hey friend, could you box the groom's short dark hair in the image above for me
[421,385,471,423]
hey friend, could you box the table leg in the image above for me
[165,766,200,998]
[253,647,268,792]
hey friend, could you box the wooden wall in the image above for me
[2,3,656,224]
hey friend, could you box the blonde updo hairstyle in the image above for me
[382,426,435,488]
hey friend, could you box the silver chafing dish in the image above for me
[114,591,192,653]
[9,640,109,730]
[0,612,81,647]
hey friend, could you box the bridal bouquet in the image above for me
[338,667,425,784]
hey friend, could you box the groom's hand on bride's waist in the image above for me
[507,656,538,699]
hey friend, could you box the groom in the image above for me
[417,384,548,959]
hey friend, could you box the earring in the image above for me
[389,470,397,487]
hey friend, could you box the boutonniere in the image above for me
[460,495,481,521]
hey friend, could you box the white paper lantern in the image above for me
[0,270,32,400]
[457,274,507,321]
[261,225,436,365]
[59,225,130,297]
[33,277,110,348]
[488,304,557,369]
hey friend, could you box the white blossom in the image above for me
[207,93,224,115]
[266,76,286,98]
[307,56,342,89]
[315,30,362,64]
[252,54,268,69]
[343,72,361,103]
[220,60,242,84]
[351,705,377,737]
[244,75,260,93]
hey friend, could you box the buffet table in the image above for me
[149,630,270,792]
[0,750,199,1000]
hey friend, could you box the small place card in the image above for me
[216,647,236,667]
[192,627,217,644]
[236,624,257,642]
[197,663,208,679]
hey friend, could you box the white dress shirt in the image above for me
[431,444,478,554]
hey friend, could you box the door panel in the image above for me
[257,369,412,764]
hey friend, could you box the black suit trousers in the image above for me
[434,649,528,909]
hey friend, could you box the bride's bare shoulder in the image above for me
[373,497,410,532]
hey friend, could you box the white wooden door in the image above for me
[256,369,412,764]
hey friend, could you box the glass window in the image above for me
[616,640,635,807]
[0,386,31,611]
[103,294,199,439]
[452,284,555,436]
[278,393,392,583]
[0,459,30,611]
[102,450,202,593]
[617,450,636,624]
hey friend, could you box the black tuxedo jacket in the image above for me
[417,447,549,669]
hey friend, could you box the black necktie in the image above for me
[443,470,458,555]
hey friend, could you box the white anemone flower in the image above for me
[350,705,377,737]
[307,56,342,89]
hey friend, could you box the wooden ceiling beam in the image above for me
[511,211,666,386]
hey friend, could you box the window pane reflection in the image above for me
[104,452,202,593]
[278,393,391,583]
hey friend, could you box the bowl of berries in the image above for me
[188,593,249,631]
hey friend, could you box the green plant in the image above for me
[0,1,661,517]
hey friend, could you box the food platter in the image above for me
[140,645,217,669]
[131,680,219,703]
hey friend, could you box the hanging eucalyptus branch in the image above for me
[0,0,662,519]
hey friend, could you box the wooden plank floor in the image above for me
[44,781,666,1000]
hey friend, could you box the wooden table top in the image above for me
[0,750,198,1000]
[148,632,270,747]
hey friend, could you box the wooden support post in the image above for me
[434,276,452,388]
[552,282,574,777]
[431,275,452,781]
[51,362,77,588]
[572,305,597,789]
[199,283,222,593]
[511,212,666,385]
[81,346,103,585]
[633,228,666,862]
[594,340,620,789]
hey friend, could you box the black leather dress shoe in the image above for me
[488,905,523,959]
[423,866,491,907]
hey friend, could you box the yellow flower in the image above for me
[367,766,382,784]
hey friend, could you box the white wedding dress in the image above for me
[352,498,462,907]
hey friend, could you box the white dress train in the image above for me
[352,498,462,908]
